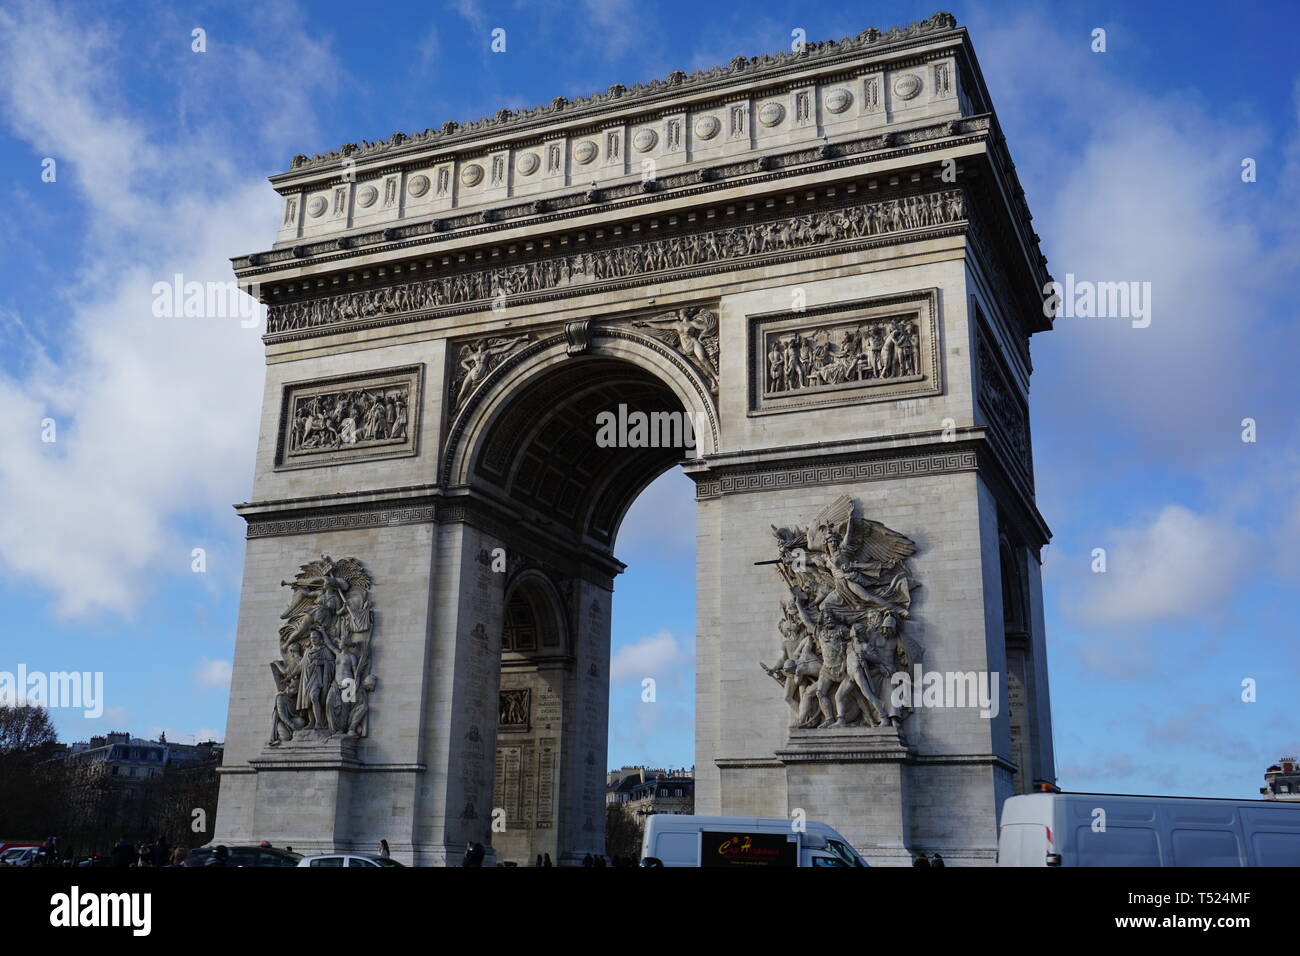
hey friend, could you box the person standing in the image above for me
[932,853,945,868]
[543,853,553,868]
[378,839,391,859]
[111,836,134,869]
[912,852,931,868]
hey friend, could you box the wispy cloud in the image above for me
[0,0,338,616]
[195,657,233,690]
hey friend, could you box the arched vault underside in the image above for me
[448,339,714,553]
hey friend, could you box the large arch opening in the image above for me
[462,352,701,547]
[457,344,704,865]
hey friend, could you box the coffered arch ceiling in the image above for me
[472,356,689,549]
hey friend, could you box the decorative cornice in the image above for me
[245,504,438,539]
[264,185,967,342]
[693,446,979,499]
[279,13,960,176]
[240,117,989,275]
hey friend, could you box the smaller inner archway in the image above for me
[493,570,571,866]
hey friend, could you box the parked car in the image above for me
[0,846,40,867]
[0,842,40,855]
[640,815,867,867]
[296,853,405,868]
[998,792,1300,866]
[181,845,302,867]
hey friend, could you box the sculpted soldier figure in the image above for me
[298,628,336,731]
[839,615,890,727]
[326,639,360,734]
[768,341,784,392]
[269,672,306,744]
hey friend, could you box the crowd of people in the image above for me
[4,834,193,868]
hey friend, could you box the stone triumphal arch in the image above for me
[214,12,1056,866]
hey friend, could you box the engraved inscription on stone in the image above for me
[536,740,557,828]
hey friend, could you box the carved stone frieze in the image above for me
[630,306,719,393]
[499,689,531,728]
[266,188,965,336]
[758,496,922,731]
[275,365,422,470]
[977,331,1033,482]
[450,335,531,412]
[749,290,941,414]
[766,315,919,392]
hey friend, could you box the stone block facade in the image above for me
[214,13,1055,866]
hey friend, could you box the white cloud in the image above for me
[195,658,233,690]
[613,467,696,558]
[610,629,682,683]
[449,0,487,35]
[0,1,338,617]
[98,706,130,728]
[1073,505,1253,626]
[967,8,1300,466]
[608,629,694,765]
[577,0,641,61]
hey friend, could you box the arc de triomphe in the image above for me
[214,11,1056,866]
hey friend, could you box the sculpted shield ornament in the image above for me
[758,496,922,730]
[269,555,377,745]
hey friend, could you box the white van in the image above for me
[998,792,1300,866]
[640,815,867,867]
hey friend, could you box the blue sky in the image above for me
[0,0,1296,799]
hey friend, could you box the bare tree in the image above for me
[0,704,57,754]
[605,805,645,861]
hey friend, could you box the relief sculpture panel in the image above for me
[275,365,422,469]
[749,290,940,414]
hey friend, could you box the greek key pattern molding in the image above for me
[694,449,978,499]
